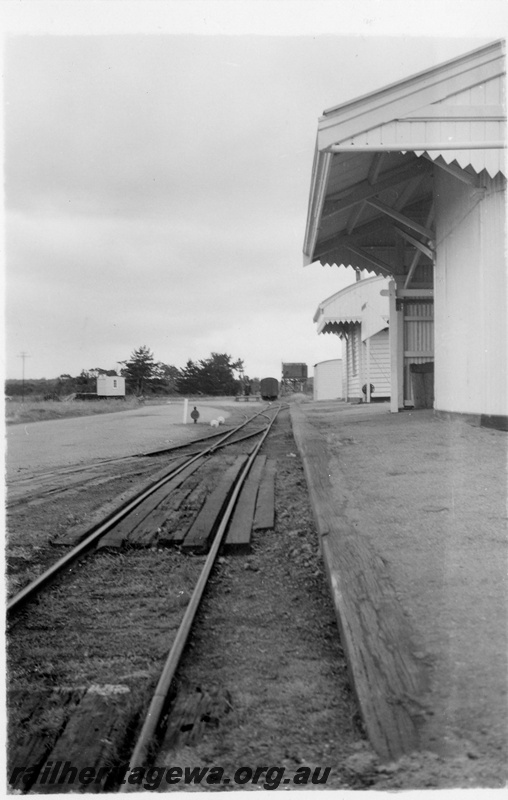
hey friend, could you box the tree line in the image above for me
[6,346,253,399]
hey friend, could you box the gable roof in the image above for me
[314,275,389,340]
[304,40,506,272]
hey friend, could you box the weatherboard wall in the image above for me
[344,327,390,401]
[434,169,507,417]
[366,330,390,398]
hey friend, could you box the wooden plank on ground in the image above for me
[8,688,86,792]
[253,458,277,531]
[97,458,204,550]
[98,485,171,549]
[126,466,206,547]
[158,485,209,546]
[50,457,191,546]
[223,456,266,553]
[130,482,195,547]
[30,684,138,793]
[181,456,248,553]
[290,404,425,762]
[159,682,232,752]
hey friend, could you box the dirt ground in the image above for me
[152,410,371,790]
[6,399,507,792]
[6,399,233,478]
[7,404,370,793]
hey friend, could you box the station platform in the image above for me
[290,399,507,777]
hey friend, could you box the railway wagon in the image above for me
[260,377,279,401]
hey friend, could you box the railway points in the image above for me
[8,398,504,791]
[12,404,358,794]
[7,406,278,615]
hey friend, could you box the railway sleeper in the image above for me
[96,460,206,551]
[9,683,150,794]
[223,455,267,554]
[158,681,233,753]
[181,457,248,554]
[119,455,276,554]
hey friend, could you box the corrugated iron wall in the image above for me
[403,301,434,405]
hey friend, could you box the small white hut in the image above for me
[96,375,125,397]
[313,359,343,401]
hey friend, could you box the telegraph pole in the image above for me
[18,352,30,402]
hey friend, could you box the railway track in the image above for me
[7,406,280,615]
[119,406,281,785]
[5,413,261,508]
[8,405,294,792]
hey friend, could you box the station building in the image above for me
[303,40,506,428]
[314,275,390,403]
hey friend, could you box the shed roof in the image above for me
[314,275,389,340]
[303,40,506,274]
[314,358,342,367]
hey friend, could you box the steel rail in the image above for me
[7,425,239,490]
[148,409,287,460]
[7,406,274,616]
[8,428,236,487]
[9,418,253,485]
[140,425,237,457]
[128,426,271,471]
[119,406,282,786]
[6,417,264,502]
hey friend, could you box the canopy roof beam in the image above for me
[317,242,394,275]
[346,201,366,235]
[394,173,425,211]
[394,227,434,260]
[328,141,506,152]
[339,243,394,275]
[423,154,482,187]
[368,153,385,185]
[324,159,429,215]
[315,215,397,260]
[404,249,422,290]
[365,197,434,240]
[315,195,435,265]
[402,203,435,287]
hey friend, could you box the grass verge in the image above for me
[6,397,173,425]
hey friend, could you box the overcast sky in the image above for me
[4,1,506,380]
